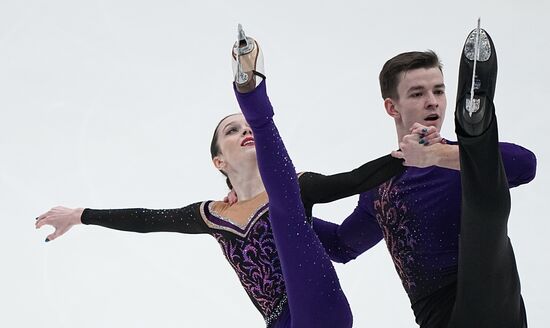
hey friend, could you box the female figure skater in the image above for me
[35,26,429,327]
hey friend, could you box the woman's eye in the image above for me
[226,127,238,135]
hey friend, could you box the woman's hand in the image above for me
[35,206,84,242]
[391,123,445,168]
[223,189,239,205]
[409,123,442,145]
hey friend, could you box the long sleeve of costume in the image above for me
[81,202,208,234]
[314,141,537,264]
[298,156,404,216]
[313,197,382,263]
[499,142,537,187]
[292,137,404,264]
[445,140,536,187]
[297,156,404,263]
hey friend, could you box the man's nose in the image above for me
[426,92,439,108]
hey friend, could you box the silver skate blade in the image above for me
[234,23,255,56]
[468,17,481,117]
[464,19,491,62]
[466,98,481,114]
[238,23,246,43]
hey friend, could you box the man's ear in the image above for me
[384,98,401,119]
[212,156,225,171]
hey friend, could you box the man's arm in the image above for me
[500,142,537,187]
[391,123,537,185]
[392,141,460,170]
[393,137,536,186]
[313,197,383,263]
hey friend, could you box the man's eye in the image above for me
[411,92,422,97]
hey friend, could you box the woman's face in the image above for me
[212,114,256,173]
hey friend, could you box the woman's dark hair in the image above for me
[210,114,239,190]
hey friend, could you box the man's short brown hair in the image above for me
[379,50,443,100]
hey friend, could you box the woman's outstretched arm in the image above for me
[35,202,208,242]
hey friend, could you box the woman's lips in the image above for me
[241,137,255,146]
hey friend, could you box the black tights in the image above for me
[447,114,527,327]
[414,114,527,328]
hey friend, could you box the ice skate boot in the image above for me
[232,24,265,93]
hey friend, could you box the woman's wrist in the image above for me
[73,208,85,225]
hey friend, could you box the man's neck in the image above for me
[396,129,407,149]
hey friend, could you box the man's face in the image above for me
[388,67,447,135]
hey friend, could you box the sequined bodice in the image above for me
[201,200,287,326]
[365,167,462,302]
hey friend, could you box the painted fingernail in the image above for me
[45,238,50,243]
[422,128,428,133]
[419,138,425,144]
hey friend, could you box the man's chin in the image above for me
[422,120,441,129]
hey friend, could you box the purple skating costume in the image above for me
[82,199,288,325]
[315,141,536,326]
[82,81,405,327]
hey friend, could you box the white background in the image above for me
[1,0,549,327]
